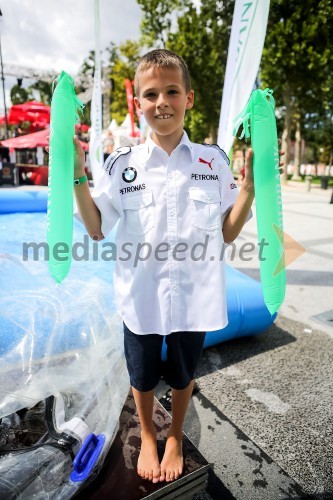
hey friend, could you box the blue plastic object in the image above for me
[70,433,106,482]
[0,190,48,214]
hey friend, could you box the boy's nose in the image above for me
[156,93,168,108]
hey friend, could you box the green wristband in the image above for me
[74,174,88,186]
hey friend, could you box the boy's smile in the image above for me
[134,67,194,154]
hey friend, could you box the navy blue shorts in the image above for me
[123,323,206,392]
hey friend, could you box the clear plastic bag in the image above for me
[0,214,130,498]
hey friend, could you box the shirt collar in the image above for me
[145,130,194,162]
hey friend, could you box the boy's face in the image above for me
[134,67,194,141]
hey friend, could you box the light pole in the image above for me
[0,9,9,139]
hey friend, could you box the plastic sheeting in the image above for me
[0,213,130,498]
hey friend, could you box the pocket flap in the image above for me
[189,188,220,204]
[122,190,153,210]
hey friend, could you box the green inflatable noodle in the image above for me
[47,71,84,283]
[234,88,286,315]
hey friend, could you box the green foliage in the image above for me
[107,40,142,125]
[10,84,33,105]
[137,0,181,47]
[262,0,331,115]
[261,0,333,165]
[75,50,96,125]
[28,81,53,105]
[78,50,95,81]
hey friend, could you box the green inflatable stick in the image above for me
[47,71,84,283]
[234,88,286,315]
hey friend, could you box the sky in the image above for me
[0,0,143,108]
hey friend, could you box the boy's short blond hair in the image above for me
[134,49,191,96]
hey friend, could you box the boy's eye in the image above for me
[168,90,178,95]
[144,92,156,98]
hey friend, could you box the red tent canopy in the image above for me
[0,101,51,126]
[0,102,89,135]
[0,128,89,151]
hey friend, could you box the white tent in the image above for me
[111,113,140,148]
[107,118,118,132]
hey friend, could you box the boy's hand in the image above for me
[73,135,86,178]
[243,141,285,192]
[243,148,254,190]
[45,135,86,178]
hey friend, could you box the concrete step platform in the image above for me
[75,386,310,500]
[76,393,210,499]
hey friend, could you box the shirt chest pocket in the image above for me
[122,191,155,236]
[189,188,221,231]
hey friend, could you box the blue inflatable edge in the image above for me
[0,190,48,214]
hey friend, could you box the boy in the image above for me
[73,49,281,484]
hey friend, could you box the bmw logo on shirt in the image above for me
[122,167,137,183]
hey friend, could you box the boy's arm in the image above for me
[222,183,254,243]
[73,136,104,241]
[222,149,254,244]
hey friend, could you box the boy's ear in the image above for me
[186,90,194,110]
[134,96,141,110]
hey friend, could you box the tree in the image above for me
[107,40,142,125]
[261,0,332,182]
[28,81,52,105]
[303,81,333,176]
[137,0,181,48]
[75,50,96,125]
[10,83,33,105]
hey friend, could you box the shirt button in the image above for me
[207,196,211,202]
[169,173,173,179]
[172,284,177,290]
[170,211,174,216]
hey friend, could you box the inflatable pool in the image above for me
[0,189,48,214]
[0,190,275,498]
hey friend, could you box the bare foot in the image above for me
[137,429,160,483]
[159,431,183,482]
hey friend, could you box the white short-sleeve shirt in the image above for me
[78,131,249,335]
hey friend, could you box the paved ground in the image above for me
[191,315,333,499]
[161,181,333,499]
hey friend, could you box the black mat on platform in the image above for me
[75,393,210,499]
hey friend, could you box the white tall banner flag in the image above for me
[217,0,270,156]
[89,0,103,184]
